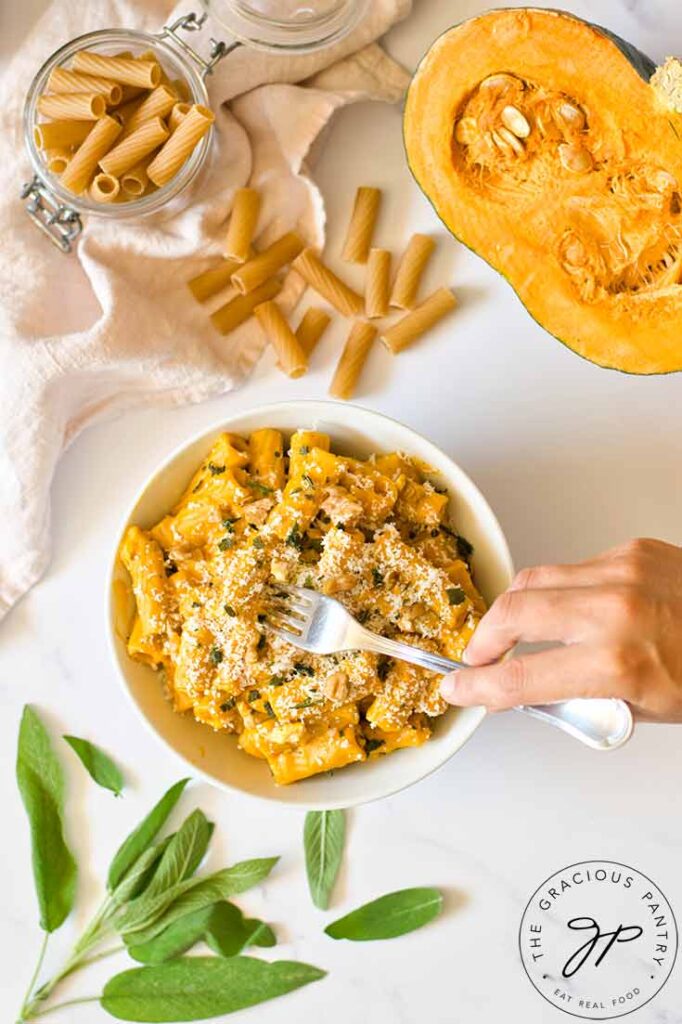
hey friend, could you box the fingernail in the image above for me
[440,673,460,703]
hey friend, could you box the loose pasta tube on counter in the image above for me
[231,232,304,294]
[38,92,106,120]
[341,186,381,263]
[365,248,391,318]
[329,321,377,399]
[46,66,122,105]
[390,233,435,310]
[72,51,161,89]
[188,257,241,302]
[210,276,281,336]
[100,117,169,177]
[168,102,191,132]
[380,287,457,354]
[295,307,331,357]
[291,248,363,317]
[34,120,94,149]
[46,148,72,174]
[122,85,176,135]
[60,115,122,195]
[254,300,308,379]
[223,188,261,263]
[90,172,120,203]
[147,104,214,187]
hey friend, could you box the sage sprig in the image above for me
[325,887,443,941]
[108,779,189,891]
[63,735,125,797]
[304,810,346,910]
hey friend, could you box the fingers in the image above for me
[464,586,606,667]
[440,644,628,710]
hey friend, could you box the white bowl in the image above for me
[108,401,514,809]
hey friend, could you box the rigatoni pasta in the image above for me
[60,115,122,195]
[147,104,214,187]
[100,117,169,177]
[365,248,391,318]
[168,103,191,132]
[120,158,152,197]
[254,300,308,378]
[45,148,72,174]
[292,248,364,317]
[390,233,435,310]
[210,277,282,336]
[46,66,122,105]
[231,232,304,294]
[72,51,161,89]
[122,85,176,135]
[381,287,457,353]
[295,307,331,357]
[329,320,377,399]
[34,120,93,149]
[341,186,382,263]
[187,258,241,303]
[38,92,106,120]
[90,173,120,203]
[224,188,261,263]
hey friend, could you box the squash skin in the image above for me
[404,7,682,374]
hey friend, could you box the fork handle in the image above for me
[358,630,633,751]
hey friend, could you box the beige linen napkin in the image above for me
[0,0,412,618]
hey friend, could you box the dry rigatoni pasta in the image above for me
[90,173,120,203]
[341,186,381,263]
[188,257,241,303]
[46,66,122,105]
[171,78,191,102]
[231,232,304,294]
[147,104,214,187]
[34,119,94,149]
[60,115,122,195]
[120,158,152,197]
[295,307,331,357]
[381,287,457,354]
[292,248,364,317]
[254,300,308,379]
[45,148,72,174]
[329,321,377,399]
[100,117,169,177]
[365,248,391,318]
[390,233,435,310]
[168,103,191,132]
[210,277,281,335]
[72,51,161,89]
[122,85,176,135]
[224,188,261,263]
[38,92,106,120]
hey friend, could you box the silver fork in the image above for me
[266,584,633,752]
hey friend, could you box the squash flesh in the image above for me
[404,7,682,373]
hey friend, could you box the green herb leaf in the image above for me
[372,568,384,586]
[223,604,237,617]
[248,480,274,496]
[220,698,236,712]
[209,647,224,665]
[120,858,279,945]
[364,739,384,754]
[325,887,442,941]
[127,905,216,965]
[63,735,125,797]
[101,956,325,1022]
[143,810,212,900]
[446,586,466,606]
[218,537,234,552]
[304,810,346,910]
[111,836,176,906]
[285,524,303,550]
[108,779,189,892]
[16,706,77,932]
[208,463,226,475]
[205,902,276,957]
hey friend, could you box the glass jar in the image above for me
[21,2,368,252]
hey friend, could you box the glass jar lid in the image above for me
[200,0,368,53]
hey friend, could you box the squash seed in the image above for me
[491,129,515,156]
[479,73,523,92]
[497,126,525,155]
[557,103,586,129]
[454,117,477,145]
[558,143,593,173]
[500,105,530,138]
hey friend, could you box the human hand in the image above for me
[439,539,682,722]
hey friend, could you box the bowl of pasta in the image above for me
[109,401,513,807]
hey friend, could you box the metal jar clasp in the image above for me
[159,11,238,78]
[20,176,83,253]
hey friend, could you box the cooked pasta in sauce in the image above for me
[119,428,486,784]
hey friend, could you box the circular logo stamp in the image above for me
[519,860,677,1020]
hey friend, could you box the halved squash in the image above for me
[404,8,682,373]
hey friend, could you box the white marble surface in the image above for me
[2,2,682,1022]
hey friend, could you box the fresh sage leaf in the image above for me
[127,905,216,965]
[63,735,125,796]
[205,902,276,957]
[16,706,77,932]
[304,810,345,910]
[118,858,279,944]
[111,836,176,907]
[143,810,212,899]
[324,887,443,941]
[102,956,326,1022]
[108,779,189,891]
